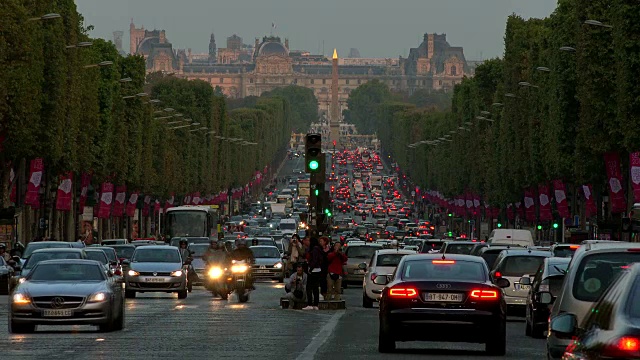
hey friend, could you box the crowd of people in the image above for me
[284,234,348,310]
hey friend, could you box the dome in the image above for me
[258,42,288,56]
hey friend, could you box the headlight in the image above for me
[88,292,108,302]
[274,262,283,269]
[231,264,249,273]
[12,293,30,305]
[208,267,224,278]
[170,270,183,277]
[128,270,140,277]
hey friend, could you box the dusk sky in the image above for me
[77,0,557,59]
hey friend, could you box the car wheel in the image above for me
[187,283,193,293]
[525,315,532,337]
[220,292,229,300]
[10,321,35,334]
[531,322,545,339]
[124,290,136,299]
[485,322,506,356]
[177,290,188,299]
[113,301,125,331]
[378,318,395,353]
[278,276,284,283]
[0,276,9,295]
[98,311,116,333]
[362,293,374,308]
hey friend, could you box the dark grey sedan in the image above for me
[10,259,124,333]
[124,245,188,299]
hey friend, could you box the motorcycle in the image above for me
[230,260,251,303]
[182,257,197,293]
[204,263,231,300]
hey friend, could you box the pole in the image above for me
[561,217,565,244]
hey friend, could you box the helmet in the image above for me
[0,244,5,250]
[179,238,188,246]
[235,238,246,247]
[210,239,218,246]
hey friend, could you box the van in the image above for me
[279,218,298,235]
[488,229,534,247]
[545,241,640,359]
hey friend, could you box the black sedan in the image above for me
[552,262,640,359]
[377,254,510,355]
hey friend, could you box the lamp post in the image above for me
[28,13,62,21]
[83,61,113,69]
[65,41,92,49]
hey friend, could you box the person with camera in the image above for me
[284,263,307,309]
[326,242,348,300]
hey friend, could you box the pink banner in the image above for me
[582,184,597,218]
[515,202,524,219]
[97,182,114,219]
[24,158,44,206]
[9,167,16,204]
[154,199,161,214]
[631,152,640,203]
[142,196,151,217]
[604,152,626,213]
[538,184,552,222]
[112,185,126,217]
[507,204,515,220]
[553,180,570,219]
[524,189,536,222]
[126,192,139,217]
[78,173,91,211]
[191,192,201,205]
[165,193,175,210]
[55,172,73,211]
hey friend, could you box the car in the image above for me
[169,237,210,247]
[362,249,416,308]
[376,253,510,355]
[546,241,640,359]
[101,239,128,246]
[521,256,570,338]
[0,256,15,295]
[250,245,285,282]
[343,243,384,285]
[123,245,188,299]
[476,245,522,270]
[439,241,477,255]
[418,239,446,253]
[489,249,551,313]
[549,243,580,258]
[557,262,640,359]
[85,247,120,275]
[19,241,73,266]
[9,259,125,333]
[11,248,88,291]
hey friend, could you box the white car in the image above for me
[362,249,417,308]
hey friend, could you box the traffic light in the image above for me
[448,213,453,217]
[553,223,559,229]
[448,231,453,237]
[322,190,331,217]
[305,133,322,174]
[497,222,502,228]
[537,225,542,230]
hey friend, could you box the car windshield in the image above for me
[499,256,547,277]
[99,249,117,262]
[29,263,105,281]
[420,241,442,252]
[24,252,82,269]
[111,246,135,259]
[249,239,276,247]
[573,252,640,302]
[481,249,507,270]
[189,244,210,257]
[280,223,296,230]
[376,254,408,267]
[553,247,577,258]
[85,251,108,264]
[401,260,486,281]
[346,246,381,259]
[251,247,281,258]
[132,249,181,263]
[23,243,71,259]
[444,243,475,255]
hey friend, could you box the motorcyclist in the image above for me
[204,240,229,267]
[178,239,196,291]
[231,238,255,289]
[0,244,11,262]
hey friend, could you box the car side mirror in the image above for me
[373,276,389,285]
[110,260,118,266]
[519,276,531,286]
[550,313,577,335]
[358,263,367,270]
[537,291,555,305]
[495,278,511,288]
[121,260,130,265]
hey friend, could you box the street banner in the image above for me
[55,172,73,211]
[491,207,500,218]
[524,188,536,222]
[142,196,151,217]
[24,158,44,206]
[112,185,126,217]
[183,194,192,206]
[515,202,524,219]
[473,194,481,210]
[78,173,91,211]
[507,204,515,220]
[126,192,139,217]
[604,152,626,213]
[191,192,201,205]
[630,152,640,202]
[538,184,552,222]
[9,167,16,203]
[165,193,175,210]
[97,182,114,219]
[553,180,570,219]
[154,199,161,214]
[582,184,597,218]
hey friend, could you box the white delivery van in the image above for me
[487,229,534,247]
[279,218,298,235]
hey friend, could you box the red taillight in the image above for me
[371,273,377,281]
[470,289,498,299]
[432,260,455,264]
[389,287,418,298]
[495,271,502,278]
[569,245,580,249]
[618,337,640,351]
[628,248,640,252]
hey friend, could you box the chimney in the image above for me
[160,30,166,43]
[285,38,289,49]
[427,34,434,59]
[188,48,192,64]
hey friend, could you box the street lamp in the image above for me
[163,108,175,112]
[480,111,491,116]
[536,66,551,72]
[154,116,173,120]
[559,46,576,52]
[504,93,517,98]
[28,13,62,21]
[66,41,92,49]
[584,19,612,28]
[519,81,539,88]
[83,61,113,69]
[119,77,133,83]
[492,102,503,107]
[166,120,185,125]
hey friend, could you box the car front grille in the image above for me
[139,272,172,276]
[32,296,85,309]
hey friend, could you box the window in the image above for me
[346,79,350,85]
[451,65,457,76]
[220,78,224,83]
[498,256,546,277]
[357,79,361,85]
[322,79,326,85]
[572,252,640,302]
[250,78,254,84]
[310,79,314,84]
[402,260,486,281]
[439,80,443,86]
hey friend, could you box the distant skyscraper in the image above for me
[113,31,124,53]
[348,48,361,58]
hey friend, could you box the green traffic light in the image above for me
[553,223,559,229]
[448,213,452,217]
[448,232,453,237]
[314,189,319,196]
[537,225,542,230]
[309,160,319,171]
[497,223,502,228]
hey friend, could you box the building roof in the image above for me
[258,41,288,56]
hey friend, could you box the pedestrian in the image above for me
[303,237,323,310]
[319,236,331,300]
[326,242,347,300]
[0,244,10,262]
[284,263,307,309]
[287,234,303,275]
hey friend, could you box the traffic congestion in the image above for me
[1,144,639,359]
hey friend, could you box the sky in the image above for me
[76,0,557,60]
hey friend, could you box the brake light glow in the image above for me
[569,245,579,249]
[432,260,455,264]
[470,289,498,299]
[495,271,502,278]
[628,248,640,252]
[389,287,418,298]
[617,337,640,351]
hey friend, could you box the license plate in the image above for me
[425,292,464,302]
[515,284,531,291]
[255,270,270,273]
[43,309,73,317]
[354,270,365,274]
[143,277,166,283]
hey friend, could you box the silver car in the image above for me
[124,245,188,299]
[10,259,124,333]
[250,245,284,282]
[343,243,383,285]
[11,248,87,292]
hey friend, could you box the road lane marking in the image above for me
[296,310,345,360]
